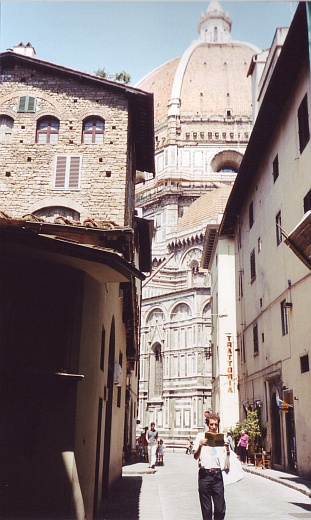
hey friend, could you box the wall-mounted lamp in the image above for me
[284,302,293,308]
[282,385,288,390]
[294,397,299,401]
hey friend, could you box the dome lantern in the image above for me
[198,0,232,43]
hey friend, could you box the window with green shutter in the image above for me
[17,95,36,113]
[54,155,81,190]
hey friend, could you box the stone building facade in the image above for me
[0,44,154,519]
[0,44,153,225]
[135,1,258,443]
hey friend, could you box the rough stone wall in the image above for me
[0,65,131,225]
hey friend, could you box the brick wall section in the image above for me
[0,64,132,225]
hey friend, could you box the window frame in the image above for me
[281,299,289,336]
[276,211,282,246]
[249,201,254,229]
[82,117,105,144]
[300,354,309,374]
[253,323,259,355]
[37,117,60,144]
[54,155,82,190]
[250,248,256,282]
[303,188,311,213]
[17,95,36,113]
[298,93,310,154]
[273,154,279,183]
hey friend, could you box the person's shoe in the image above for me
[151,464,155,469]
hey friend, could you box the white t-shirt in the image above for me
[193,432,229,470]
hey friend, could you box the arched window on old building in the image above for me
[150,342,163,398]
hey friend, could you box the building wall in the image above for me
[235,56,311,476]
[210,236,239,432]
[0,65,130,224]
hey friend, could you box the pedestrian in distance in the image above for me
[157,439,165,465]
[193,412,230,520]
[141,426,149,462]
[204,409,211,427]
[225,430,234,451]
[237,430,249,464]
[186,435,194,455]
[147,422,158,469]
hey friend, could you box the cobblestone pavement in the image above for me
[100,452,311,520]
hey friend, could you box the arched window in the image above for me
[0,116,14,143]
[82,117,105,144]
[37,117,59,144]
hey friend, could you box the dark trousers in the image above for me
[240,446,247,463]
[198,468,226,520]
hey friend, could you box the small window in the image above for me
[250,248,256,281]
[238,270,243,299]
[298,93,310,153]
[303,188,311,213]
[253,323,259,354]
[300,354,309,373]
[82,117,105,144]
[281,300,289,336]
[276,211,282,245]
[17,95,36,113]
[249,201,254,229]
[54,155,81,190]
[0,116,14,143]
[258,237,262,253]
[273,154,279,182]
[37,117,59,144]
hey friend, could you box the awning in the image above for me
[284,211,311,270]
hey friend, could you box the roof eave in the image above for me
[219,2,308,237]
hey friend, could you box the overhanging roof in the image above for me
[201,225,219,270]
[0,218,145,282]
[284,211,311,270]
[219,3,308,236]
[0,50,155,176]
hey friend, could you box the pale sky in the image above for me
[0,1,297,86]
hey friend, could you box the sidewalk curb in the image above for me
[242,466,311,499]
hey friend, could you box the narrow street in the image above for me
[101,452,311,520]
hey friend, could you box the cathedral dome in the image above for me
[136,1,259,125]
[177,184,232,233]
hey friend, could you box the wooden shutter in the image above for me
[17,95,36,112]
[18,96,27,112]
[27,96,36,112]
[54,156,67,188]
[68,156,81,188]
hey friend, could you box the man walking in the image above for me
[147,422,158,469]
[193,413,230,520]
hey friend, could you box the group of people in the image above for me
[136,423,165,467]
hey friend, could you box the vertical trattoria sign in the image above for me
[227,334,233,393]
